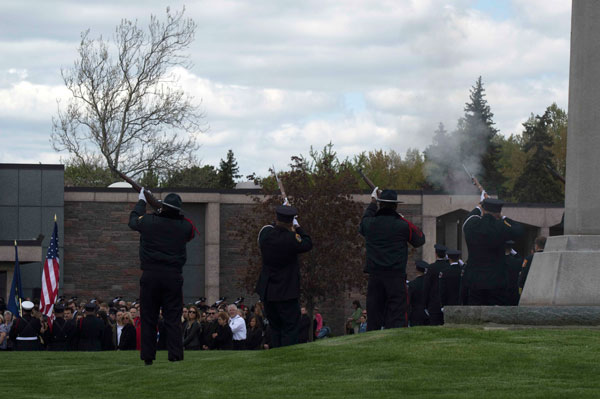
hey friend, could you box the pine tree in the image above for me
[457,77,505,195]
[513,110,564,203]
[218,149,241,189]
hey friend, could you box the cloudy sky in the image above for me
[0,0,571,177]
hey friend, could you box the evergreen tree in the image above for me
[218,149,241,189]
[424,122,454,190]
[513,110,564,203]
[457,77,505,195]
[162,165,220,188]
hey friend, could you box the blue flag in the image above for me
[7,241,23,317]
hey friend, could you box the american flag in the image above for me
[40,219,60,323]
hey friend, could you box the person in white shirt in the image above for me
[227,304,247,350]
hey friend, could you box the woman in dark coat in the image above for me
[118,312,137,350]
[212,312,233,350]
[183,306,203,350]
[245,315,263,350]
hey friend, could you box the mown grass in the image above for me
[3,327,599,398]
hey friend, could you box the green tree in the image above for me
[218,149,241,189]
[64,157,114,187]
[546,103,568,179]
[162,165,220,188]
[496,133,527,201]
[513,110,564,203]
[354,148,425,190]
[457,77,505,195]
[424,122,454,190]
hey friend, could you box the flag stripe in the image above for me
[40,221,60,323]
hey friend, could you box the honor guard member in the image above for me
[504,241,523,306]
[422,244,448,325]
[518,236,546,295]
[255,205,312,348]
[76,302,104,351]
[9,300,42,351]
[463,198,524,306]
[439,249,462,307]
[44,303,73,351]
[129,189,195,365]
[359,188,425,330]
[408,260,430,326]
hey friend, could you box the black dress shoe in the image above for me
[144,360,153,366]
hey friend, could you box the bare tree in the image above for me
[52,7,204,178]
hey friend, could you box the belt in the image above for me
[16,337,38,341]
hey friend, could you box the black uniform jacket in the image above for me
[423,259,448,311]
[128,200,194,273]
[359,202,425,274]
[76,315,105,351]
[256,225,312,301]
[463,207,524,290]
[9,314,42,347]
[44,317,73,350]
[408,275,429,326]
[439,262,462,306]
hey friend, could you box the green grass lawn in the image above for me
[3,327,599,398]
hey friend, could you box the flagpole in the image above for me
[14,240,22,316]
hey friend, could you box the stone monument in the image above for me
[519,0,600,306]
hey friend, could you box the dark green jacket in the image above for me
[463,207,524,290]
[359,202,425,274]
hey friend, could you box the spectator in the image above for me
[1,311,13,350]
[118,312,137,350]
[245,316,263,350]
[313,307,323,339]
[183,305,203,350]
[358,315,367,333]
[347,300,363,334]
[202,307,219,350]
[0,314,7,350]
[298,307,311,344]
[97,310,115,350]
[228,304,247,350]
[212,312,233,350]
[182,306,189,329]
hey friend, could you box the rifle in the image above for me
[545,163,566,184]
[271,165,288,204]
[357,169,382,196]
[111,168,163,210]
[462,163,486,194]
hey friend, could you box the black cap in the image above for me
[434,244,447,252]
[505,240,515,247]
[54,303,65,313]
[84,303,96,312]
[377,189,403,203]
[234,297,244,305]
[482,198,504,213]
[276,205,297,223]
[447,249,462,257]
[68,296,78,303]
[162,193,183,212]
[199,297,206,303]
[415,260,429,272]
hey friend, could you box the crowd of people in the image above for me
[0,296,334,352]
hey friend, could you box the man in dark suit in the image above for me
[408,260,430,326]
[423,244,448,325]
[255,205,312,348]
[129,190,196,365]
[463,198,524,306]
[439,249,463,307]
[44,303,72,351]
[76,303,104,351]
[359,188,426,330]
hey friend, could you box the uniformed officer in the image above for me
[9,300,42,351]
[407,260,430,326]
[439,249,462,307]
[75,303,104,351]
[44,303,73,351]
[503,241,523,306]
[423,244,448,325]
[462,198,524,306]
[359,188,425,330]
[129,189,195,365]
[255,205,312,347]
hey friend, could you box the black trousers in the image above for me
[468,288,505,306]
[367,272,409,331]
[140,270,184,362]
[264,299,300,348]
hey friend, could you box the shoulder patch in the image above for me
[295,233,302,243]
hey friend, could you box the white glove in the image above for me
[510,249,517,256]
[139,188,146,203]
[293,216,300,228]
[371,186,379,200]
[458,259,464,266]
[480,190,487,202]
[283,198,290,206]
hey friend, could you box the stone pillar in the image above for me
[422,216,436,263]
[539,227,550,238]
[520,0,600,306]
[204,202,220,305]
[444,219,459,250]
